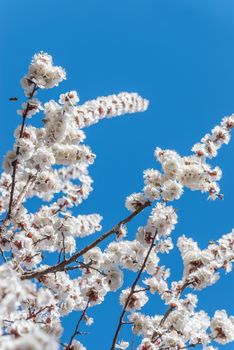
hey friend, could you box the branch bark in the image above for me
[0,85,38,235]
[159,280,192,328]
[21,201,151,280]
[0,174,36,236]
[7,84,38,219]
[110,229,158,350]
[65,301,89,350]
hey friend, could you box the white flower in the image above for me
[66,340,86,350]
[17,98,43,118]
[143,169,161,187]
[104,266,123,291]
[27,52,66,90]
[116,224,128,241]
[211,310,234,344]
[149,203,178,237]
[125,192,148,212]
[143,277,168,295]
[137,338,155,350]
[116,340,129,349]
[161,179,183,201]
[59,91,80,106]
[74,92,149,128]
[120,286,149,311]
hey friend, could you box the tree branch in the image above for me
[110,229,158,350]
[159,280,193,327]
[0,84,38,235]
[7,84,38,219]
[65,260,107,277]
[21,201,151,280]
[65,301,89,350]
[0,174,36,236]
[0,248,7,263]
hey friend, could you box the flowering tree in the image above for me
[0,52,234,350]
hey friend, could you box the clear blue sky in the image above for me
[1,1,234,349]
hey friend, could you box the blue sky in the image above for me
[1,0,234,349]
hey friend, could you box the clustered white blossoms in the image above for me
[0,52,233,350]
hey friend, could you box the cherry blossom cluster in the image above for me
[0,52,233,350]
[127,229,234,350]
[125,113,233,206]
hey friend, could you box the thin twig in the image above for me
[151,280,193,344]
[65,301,89,349]
[33,235,51,246]
[7,84,38,219]
[110,229,158,350]
[62,232,66,261]
[0,85,38,235]
[26,305,50,320]
[65,261,107,277]
[133,287,149,294]
[0,175,36,236]
[159,280,192,327]
[131,333,135,350]
[12,175,36,214]
[21,201,151,280]
[0,248,7,262]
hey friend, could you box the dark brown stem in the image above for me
[26,305,50,320]
[0,248,7,262]
[7,84,38,220]
[131,333,135,350]
[159,305,175,327]
[33,235,51,246]
[0,174,36,236]
[65,301,89,349]
[21,201,151,280]
[110,229,158,350]
[0,84,38,235]
[159,280,192,327]
[151,280,193,344]
[65,261,107,277]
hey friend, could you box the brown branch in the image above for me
[110,229,158,350]
[65,261,107,277]
[33,235,51,246]
[12,174,36,214]
[7,84,38,219]
[159,280,192,328]
[159,305,175,327]
[158,255,234,332]
[21,201,151,280]
[150,280,194,344]
[0,85,38,234]
[133,287,149,294]
[65,301,89,350]
[0,248,7,262]
[0,174,36,235]
[131,333,135,350]
[26,305,51,320]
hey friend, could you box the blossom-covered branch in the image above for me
[21,200,151,280]
[110,229,159,350]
